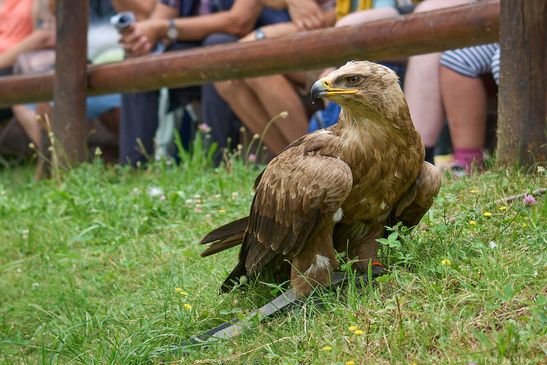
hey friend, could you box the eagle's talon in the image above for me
[370,263,385,277]
[353,262,385,288]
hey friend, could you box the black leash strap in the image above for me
[193,272,349,343]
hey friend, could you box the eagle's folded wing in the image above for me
[242,151,353,275]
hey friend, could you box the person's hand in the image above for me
[120,19,164,57]
[286,0,324,31]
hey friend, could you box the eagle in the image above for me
[200,61,441,297]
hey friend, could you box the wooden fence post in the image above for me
[52,0,88,167]
[496,0,546,169]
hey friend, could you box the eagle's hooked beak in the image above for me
[310,79,359,100]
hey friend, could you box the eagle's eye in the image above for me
[344,75,362,86]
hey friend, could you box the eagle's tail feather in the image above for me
[200,217,249,257]
[220,261,246,293]
[200,234,244,257]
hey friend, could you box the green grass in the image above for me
[0,156,545,364]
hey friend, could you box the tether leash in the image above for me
[152,266,384,357]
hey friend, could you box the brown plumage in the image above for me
[201,61,441,297]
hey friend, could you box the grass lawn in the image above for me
[0,155,545,364]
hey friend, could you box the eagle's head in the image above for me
[311,61,405,120]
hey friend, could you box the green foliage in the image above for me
[0,159,545,364]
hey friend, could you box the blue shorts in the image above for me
[26,94,120,120]
[86,94,120,119]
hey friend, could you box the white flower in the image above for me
[488,241,497,249]
[147,186,163,197]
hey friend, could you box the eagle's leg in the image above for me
[334,223,385,274]
[290,223,338,297]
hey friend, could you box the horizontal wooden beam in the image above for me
[0,0,500,107]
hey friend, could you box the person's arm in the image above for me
[239,2,335,42]
[111,0,156,20]
[122,0,263,57]
[240,22,297,42]
[173,0,263,39]
[0,30,55,69]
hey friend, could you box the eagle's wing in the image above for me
[241,133,353,276]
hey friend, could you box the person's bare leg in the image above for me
[215,79,288,154]
[440,66,486,171]
[404,52,445,153]
[245,75,308,144]
[404,0,472,163]
[11,105,41,147]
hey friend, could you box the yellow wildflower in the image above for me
[353,329,364,335]
[441,259,452,266]
[321,345,332,352]
[469,189,479,193]
[345,361,356,365]
[469,220,477,225]
[498,206,508,211]
[348,325,358,333]
[175,288,188,296]
[483,211,492,217]
[183,303,192,311]
[218,209,226,213]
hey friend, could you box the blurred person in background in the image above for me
[118,0,291,166]
[0,0,54,148]
[403,0,483,165]
[440,43,499,174]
